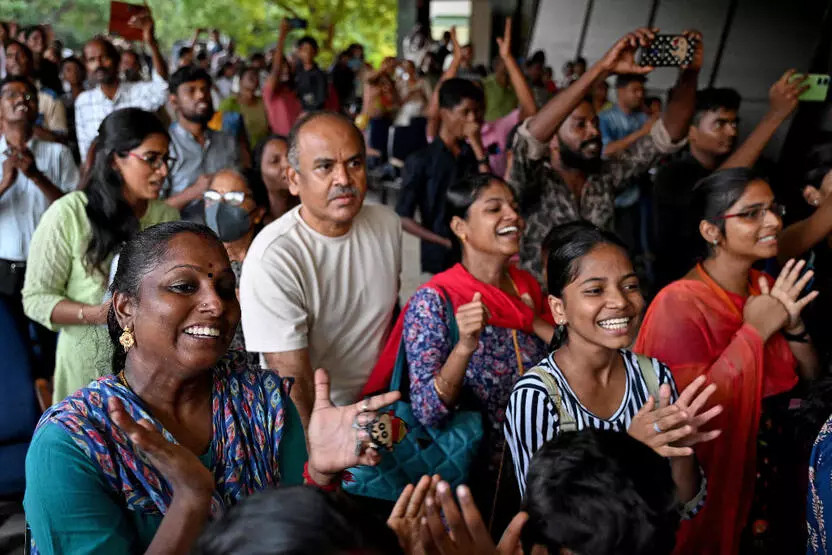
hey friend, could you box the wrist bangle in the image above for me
[77,305,86,323]
[303,462,339,492]
[782,329,810,343]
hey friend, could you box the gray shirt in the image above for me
[165,123,240,197]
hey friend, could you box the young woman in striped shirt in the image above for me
[504,221,721,517]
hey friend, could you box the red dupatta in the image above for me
[635,265,797,555]
[360,263,546,398]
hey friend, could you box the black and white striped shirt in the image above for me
[504,349,678,498]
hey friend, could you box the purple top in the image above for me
[404,287,547,464]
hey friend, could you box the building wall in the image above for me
[528,0,830,155]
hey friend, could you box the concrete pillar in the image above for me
[469,0,493,67]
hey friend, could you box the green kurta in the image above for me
[22,191,179,402]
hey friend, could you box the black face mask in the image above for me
[205,202,251,242]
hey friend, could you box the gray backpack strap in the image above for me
[635,353,660,401]
[527,366,577,433]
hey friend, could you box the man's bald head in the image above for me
[287,111,365,172]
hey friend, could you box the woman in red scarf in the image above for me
[362,173,552,518]
[636,168,819,554]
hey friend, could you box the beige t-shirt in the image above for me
[240,203,402,405]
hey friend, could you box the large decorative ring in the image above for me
[653,422,663,434]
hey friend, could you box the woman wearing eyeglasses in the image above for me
[636,167,819,554]
[201,169,268,352]
[22,108,180,404]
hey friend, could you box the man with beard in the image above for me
[510,28,702,282]
[0,76,78,379]
[164,65,240,220]
[74,9,169,163]
[240,112,401,429]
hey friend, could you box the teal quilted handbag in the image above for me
[342,289,484,501]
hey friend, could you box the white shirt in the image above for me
[0,136,79,261]
[74,71,169,163]
[240,203,402,405]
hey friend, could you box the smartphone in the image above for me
[638,35,696,67]
[287,17,308,30]
[108,1,147,41]
[794,74,830,102]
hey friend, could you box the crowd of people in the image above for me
[3,9,832,555]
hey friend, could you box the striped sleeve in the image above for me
[504,373,559,499]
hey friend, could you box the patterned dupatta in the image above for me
[36,351,291,519]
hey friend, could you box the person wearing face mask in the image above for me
[202,169,268,352]
[364,174,553,523]
[165,65,240,219]
[510,28,702,283]
[636,168,820,554]
[250,135,298,224]
[506,221,718,527]
[22,108,180,404]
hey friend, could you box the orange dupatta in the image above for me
[634,265,797,555]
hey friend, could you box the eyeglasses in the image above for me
[719,203,786,222]
[128,152,177,170]
[0,90,34,102]
[203,190,249,206]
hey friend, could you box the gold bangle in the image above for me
[433,376,448,398]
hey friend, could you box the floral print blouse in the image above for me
[809,413,832,554]
[404,287,548,464]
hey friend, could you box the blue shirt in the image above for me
[598,104,648,146]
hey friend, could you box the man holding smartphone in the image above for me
[509,28,702,282]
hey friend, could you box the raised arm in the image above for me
[527,28,655,144]
[778,177,832,262]
[426,27,462,138]
[264,349,315,431]
[719,69,808,170]
[660,30,703,142]
[265,19,291,97]
[496,17,537,120]
[131,9,169,82]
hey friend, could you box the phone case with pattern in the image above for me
[638,35,696,67]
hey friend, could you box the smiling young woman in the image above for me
[505,221,720,529]
[636,167,820,554]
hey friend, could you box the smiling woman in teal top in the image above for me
[25,221,400,554]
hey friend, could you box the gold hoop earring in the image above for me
[119,327,135,353]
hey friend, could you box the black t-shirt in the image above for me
[652,150,712,290]
[396,139,479,274]
[294,62,329,111]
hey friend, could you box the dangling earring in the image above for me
[119,327,135,353]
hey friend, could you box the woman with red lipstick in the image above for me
[506,221,719,527]
[636,167,820,554]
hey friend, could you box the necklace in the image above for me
[117,370,131,390]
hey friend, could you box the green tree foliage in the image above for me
[0,0,396,66]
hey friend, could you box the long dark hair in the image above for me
[543,221,628,350]
[84,108,169,276]
[107,221,221,371]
